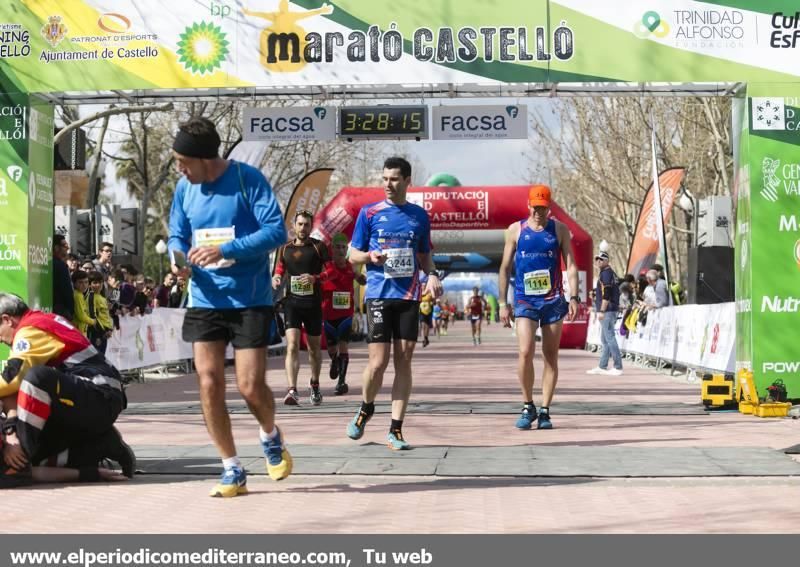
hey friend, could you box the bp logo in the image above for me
[634,11,670,38]
[176,21,229,74]
[752,97,785,130]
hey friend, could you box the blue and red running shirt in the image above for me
[350,200,432,301]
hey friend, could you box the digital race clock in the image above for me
[339,105,428,140]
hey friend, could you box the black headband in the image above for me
[172,129,220,159]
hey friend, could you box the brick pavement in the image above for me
[3,321,799,533]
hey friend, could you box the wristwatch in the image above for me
[2,417,17,437]
[569,295,580,303]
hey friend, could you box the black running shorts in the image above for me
[284,301,323,336]
[182,306,273,349]
[366,299,419,343]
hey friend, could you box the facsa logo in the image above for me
[440,114,512,132]
[249,116,316,133]
[761,295,800,313]
[6,166,22,182]
[763,361,800,373]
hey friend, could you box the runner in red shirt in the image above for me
[467,287,488,345]
[320,233,366,395]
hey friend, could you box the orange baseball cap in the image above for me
[528,184,551,207]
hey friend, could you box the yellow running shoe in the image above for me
[209,467,247,498]
[261,427,293,481]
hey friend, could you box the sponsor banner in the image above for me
[625,168,685,277]
[406,188,492,230]
[431,105,527,140]
[733,95,752,373]
[242,106,335,142]
[551,1,800,82]
[1,1,800,95]
[588,303,735,373]
[106,308,191,370]
[0,93,30,367]
[106,309,286,371]
[282,168,334,239]
[25,99,53,312]
[741,84,800,398]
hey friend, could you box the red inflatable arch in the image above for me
[312,186,593,349]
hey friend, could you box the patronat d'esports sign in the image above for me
[431,105,528,140]
[242,106,336,142]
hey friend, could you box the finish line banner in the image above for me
[0,535,795,567]
[1,1,799,95]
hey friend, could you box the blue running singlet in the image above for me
[513,219,568,324]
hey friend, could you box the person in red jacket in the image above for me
[0,292,135,481]
[320,233,366,395]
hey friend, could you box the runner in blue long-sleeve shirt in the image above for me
[167,117,291,498]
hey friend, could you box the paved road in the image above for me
[5,321,799,533]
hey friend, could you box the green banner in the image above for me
[26,98,54,311]
[734,96,751,372]
[739,84,800,400]
[0,92,29,365]
[0,95,53,366]
[0,1,799,94]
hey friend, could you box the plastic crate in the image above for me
[754,402,792,418]
[738,401,757,415]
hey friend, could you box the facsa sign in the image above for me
[243,106,335,142]
[432,105,527,140]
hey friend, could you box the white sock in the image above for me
[222,456,242,470]
[259,427,279,442]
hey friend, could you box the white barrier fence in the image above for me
[106,308,268,371]
[586,303,735,373]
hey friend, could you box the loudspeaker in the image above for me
[687,246,734,304]
[54,127,87,170]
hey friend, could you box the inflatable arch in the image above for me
[311,186,593,348]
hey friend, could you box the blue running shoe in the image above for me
[347,409,371,440]
[209,466,247,498]
[260,427,293,481]
[537,410,553,430]
[387,430,410,451]
[515,406,536,430]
